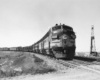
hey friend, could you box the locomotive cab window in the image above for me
[52,34,59,40]
[52,26,61,31]
[63,26,73,31]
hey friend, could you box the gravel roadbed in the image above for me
[1,53,100,80]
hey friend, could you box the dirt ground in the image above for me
[0,51,55,78]
[0,51,100,80]
[1,65,100,80]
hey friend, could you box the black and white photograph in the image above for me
[0,0,100,80]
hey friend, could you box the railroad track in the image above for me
[30,52,100,74]
[57,58,100,74]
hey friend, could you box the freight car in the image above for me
[9,47,17,51]
[33,24,76,59]
[22,45,33,52]
[0,47,10,51]
[14,46,33,52]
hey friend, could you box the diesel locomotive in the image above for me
[33,24,76,59]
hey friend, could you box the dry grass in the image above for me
[0,51,56,78]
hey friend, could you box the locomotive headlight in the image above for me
[62,35,67,39]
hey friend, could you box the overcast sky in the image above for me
[0,0,100,52]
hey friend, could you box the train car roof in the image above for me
[33,24,73,46]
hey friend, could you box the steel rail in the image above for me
[58,59,100,74]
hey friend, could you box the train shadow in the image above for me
[59,56,97,62]
[74,56,97,62]
[58,58,73,61]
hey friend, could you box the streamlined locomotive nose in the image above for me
[62,34,68,39]
[61,34,75,48]
[60,34,69,47]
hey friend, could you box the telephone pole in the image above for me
[90,25,98,56]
